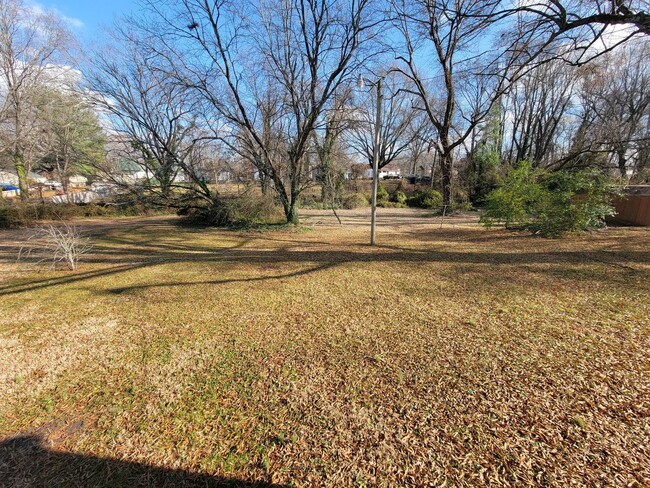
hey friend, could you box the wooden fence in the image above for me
[610,186,650,226]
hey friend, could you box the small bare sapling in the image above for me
[18,223,92,271]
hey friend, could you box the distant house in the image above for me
[357,164,402,180]
[379,165,401,179]
[68,175,88,187]
[112,160,149,184]
[0,170,48,195]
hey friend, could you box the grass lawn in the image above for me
[0,208,648,486]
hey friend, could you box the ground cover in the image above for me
[0,209,648,486]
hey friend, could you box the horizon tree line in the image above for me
[0,0,649,220]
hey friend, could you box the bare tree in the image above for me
[492,1,650,41]
[147,0,377,224]
[87,24,207,204]
[391,0,520,207]
[235,86,289,197]
[637,109,650,180]
[18,222,92,271]
[489,38,650,179]
[312,90,352,205]
[347,71,426,175]
[575,42,650,176]
[0,0,74,199]
[502,57,579,167]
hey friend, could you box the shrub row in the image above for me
[376,183,445,211]
[0,196,170,228]
[298,183,461,212]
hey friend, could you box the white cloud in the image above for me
[27,1,84,29]
[598,24,638,49]
[60,13,84,29]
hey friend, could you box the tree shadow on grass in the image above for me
[0,435,284,488]
[1,244,649,298]
[0,262,338,297]
[1,221,648,298]
[105,262,338,295]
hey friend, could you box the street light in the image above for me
[357,74,383,246]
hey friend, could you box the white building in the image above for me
[0,170,48,186]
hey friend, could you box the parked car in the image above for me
[0,182,19,191]
[407,174,432,185]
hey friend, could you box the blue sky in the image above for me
[31,0,136,36]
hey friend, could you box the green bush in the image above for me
[377,200,406,208]
[0,204,30,228]
[481,162,542,227]
[533,170,618,236]
[0,202,95,227]
[466,143,500,204]
[391,190,408,206]
[341,193,369,209]
[452,188,472,212]
[297,193,326,209]
[367,183,403,208]
[407,189,443,210]
[376,183,390,203]
[480,162,618,237]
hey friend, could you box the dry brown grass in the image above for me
[0,208,648,487]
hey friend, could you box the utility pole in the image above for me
[370,78,382,246]
[359,71,398,245]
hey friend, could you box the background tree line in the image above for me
[0,0,648,223]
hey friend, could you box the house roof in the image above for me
[0,170,47,182]
[115,159,144,173]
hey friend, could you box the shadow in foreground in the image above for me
[0,436,284,488]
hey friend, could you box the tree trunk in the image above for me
[274,175,299,225]
[440,152,453,207]
[437,130,453,207]
[289,177,300,225]
[280,195,299,225]
[14,151,29,201]
[319,154,334,204]
[617,148,628,178]
[60,154,69,194]
[320,178,330,203]
[260,171,270,195]
[286,203,299,225]
[430,151,437,188]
